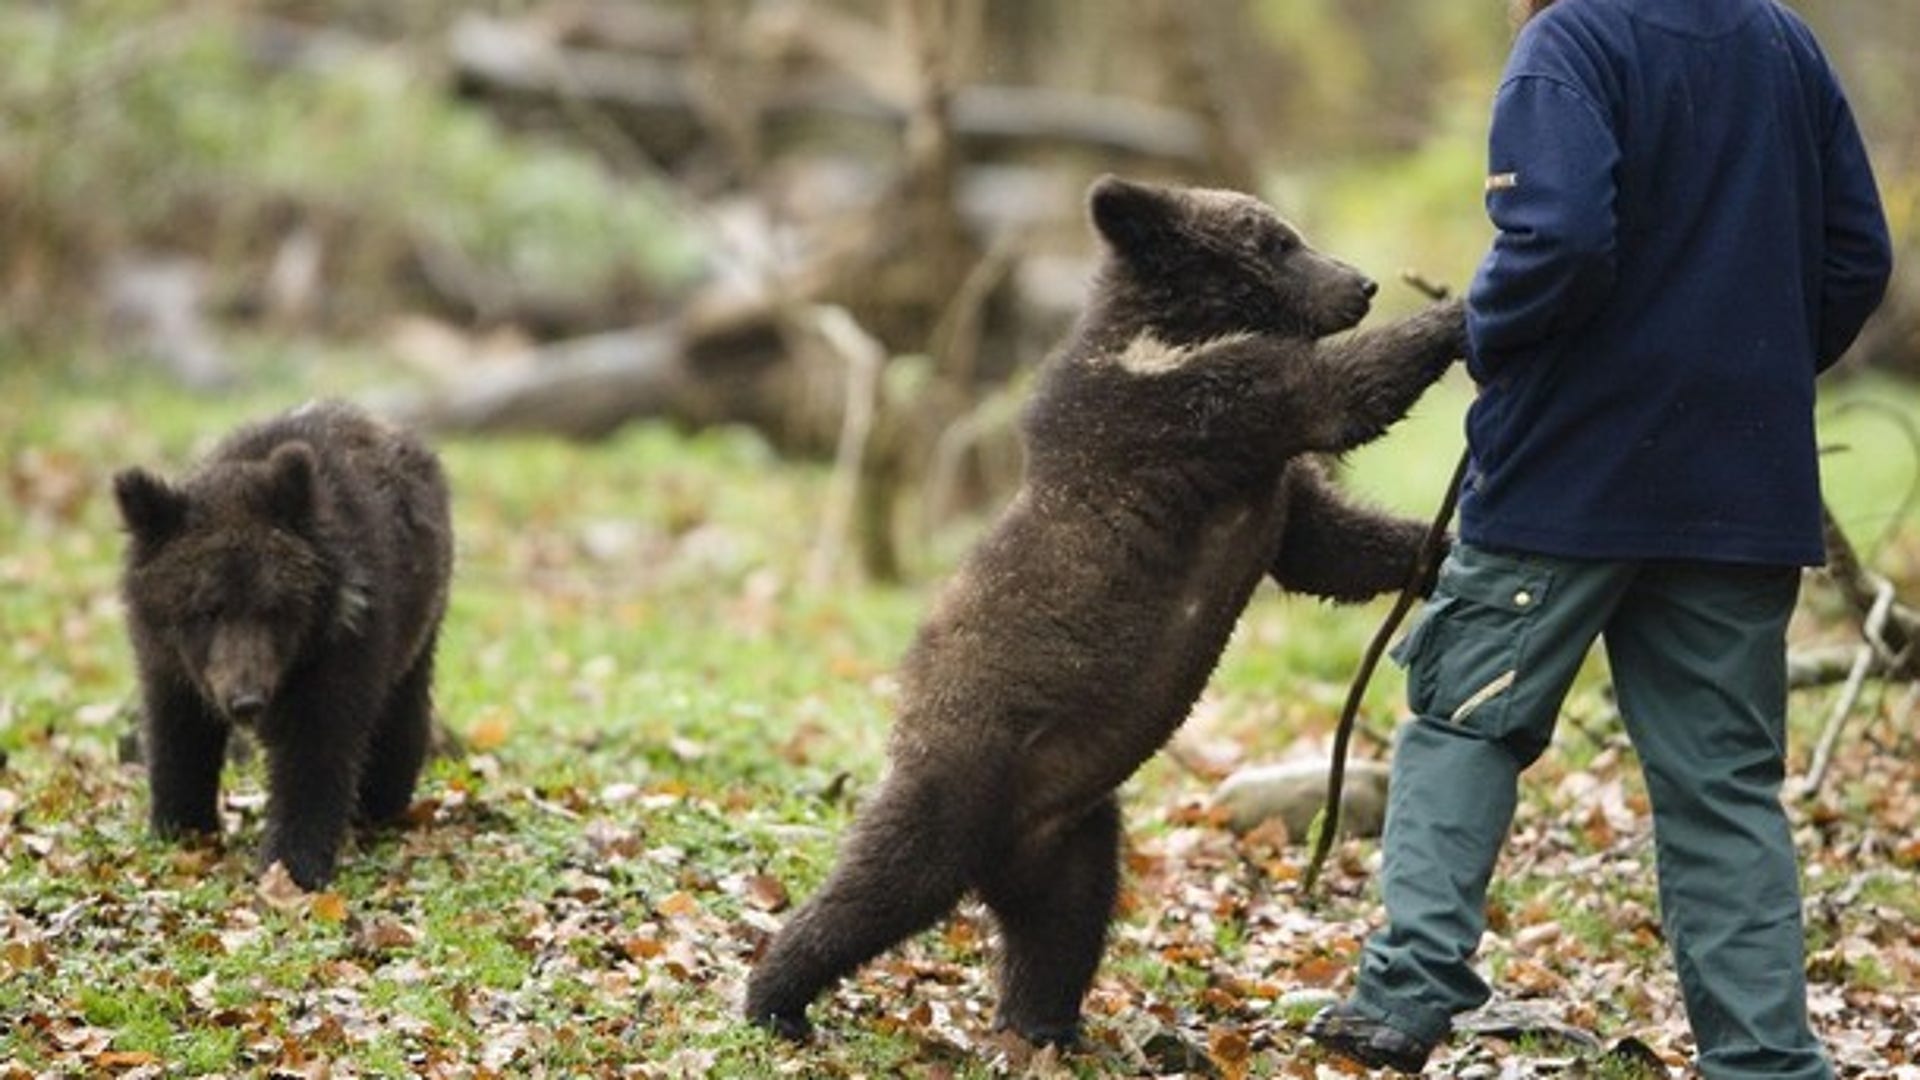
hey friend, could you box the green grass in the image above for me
[3,343,1917,1075]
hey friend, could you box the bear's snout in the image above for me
[204,625,281,725]
[1311,253,1377,334]
[1325,284,1374,336]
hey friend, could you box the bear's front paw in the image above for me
[745,1006,814,1043]
[996,1015,1082,1049]
[259,836,338,891]
[1435,297,1470,356]
[150,809,222,840]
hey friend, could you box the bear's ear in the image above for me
[263,443,319,528]
[113,468,188,548]
[1088,174,1176,258]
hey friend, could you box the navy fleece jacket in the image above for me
[1461,0,1892,565]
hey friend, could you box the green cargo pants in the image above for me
[1351,542,1832,1080]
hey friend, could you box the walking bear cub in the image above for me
[114,400,452,890]
[745,176,1466,1046]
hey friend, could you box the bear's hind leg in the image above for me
[979,795,1121,1048]
[356,640,435,826]
[144,683,228,837]
[745,773,983,1040]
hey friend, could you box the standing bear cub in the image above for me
[114,400,453,890]
[746,176,1466,1046]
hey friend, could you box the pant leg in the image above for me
[1604,563,1833,1080]
[1352,544,1633,1043]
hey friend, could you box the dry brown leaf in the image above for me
[309,892,349,924]
[621,935,665,961]
[356,918,420,953]
[656,891,700,918]
[256,862,307,911]
[1504,956,1565,996]
[1208,1024,1253,1080]
[1290,956,1348,988]
[740,873,790,912]
[466,708,512,752]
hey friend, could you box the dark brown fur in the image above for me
[114,400,452,889]
[745,176,1466,1046]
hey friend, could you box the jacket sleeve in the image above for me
[1465,75,1621,383]
[1814,91,1893,371]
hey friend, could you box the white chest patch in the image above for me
[1111,332,1255,376]
[1115,333,1192,375]
[334,580,372,635]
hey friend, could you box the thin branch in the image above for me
[1798,642,1879,799]
[926,229,1023,392]
[805,307,888,590]
[1820,503,1918,672]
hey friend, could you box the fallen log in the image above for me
[385,299,821,447]
[392,324,694,441]
[448,14,1210,169]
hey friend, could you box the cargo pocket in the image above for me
[1396,547,1552,738]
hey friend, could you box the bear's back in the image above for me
[209,401,443,509]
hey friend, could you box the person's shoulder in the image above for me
[1747,0,1834,66]
[1606,0,1820,49]
[1748,0,1819,38]
[1524,0,1625,37]
[1514,0,1828,77]
[1503,1,1621,90]
[1712,1,1846,98]
[1509,0,1625,65]
[1534,0,1799,42]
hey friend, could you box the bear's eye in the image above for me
[1261,232,1297,260]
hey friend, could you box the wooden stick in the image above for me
[1301,450,1465,898]
[1301,271,1459,899]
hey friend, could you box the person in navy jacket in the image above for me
[1310,1,1892,1075]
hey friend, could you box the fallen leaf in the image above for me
[309,892,349,924]
[256,863,307,911]
[1290,956,1348,988]
[467,708,512,752]
[656,891,700,918]
[1209,1024,1253,1080]
[740,873,789,913]
[355,918,419,953]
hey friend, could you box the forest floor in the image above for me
[3,354,1917,1078]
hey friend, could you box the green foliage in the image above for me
[1249,0,1509,159]
[0,0,699,337]
[1288,101,1494,303]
